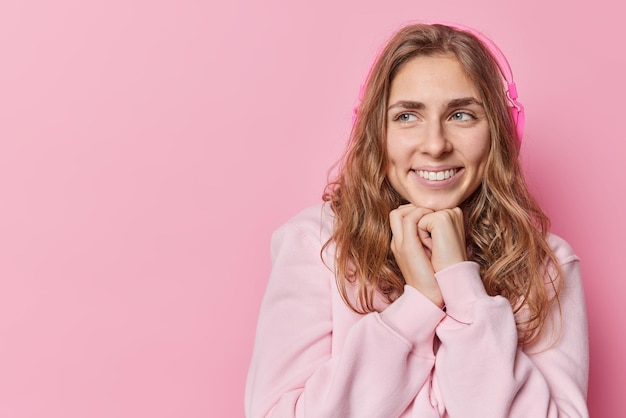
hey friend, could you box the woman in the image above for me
[245,23,589,417]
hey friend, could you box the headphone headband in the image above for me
[352,22,525,149]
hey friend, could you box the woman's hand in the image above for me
[389,204,468,308]
[389,204,443,307]
[417,207,467,273]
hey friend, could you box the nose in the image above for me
[418,122,452,158]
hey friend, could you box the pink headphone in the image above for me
[352,22,525,149]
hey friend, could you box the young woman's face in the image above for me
[385,54,491,211]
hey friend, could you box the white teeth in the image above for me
[417,169,458,181]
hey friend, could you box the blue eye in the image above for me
[451,111,475,121]
[396,113,417,123]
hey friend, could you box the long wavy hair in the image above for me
[322,23,561,346]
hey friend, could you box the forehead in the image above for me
[389,54,479,101]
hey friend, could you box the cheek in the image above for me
[385,134,409,164]
[467,134,491,169]
[385,146,408,184]
[470,147,490,169]
[384,139,404,185]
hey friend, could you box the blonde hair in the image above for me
[323,23,561,345]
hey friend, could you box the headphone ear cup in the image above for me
[509,105,524,148]
[515,109,526,148]
[510,106,519,132]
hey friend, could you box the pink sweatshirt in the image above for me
[245,204,589,417]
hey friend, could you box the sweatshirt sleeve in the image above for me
[244,213,446,418]
[432,242,589,417]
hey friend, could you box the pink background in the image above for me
[0,0,622,416]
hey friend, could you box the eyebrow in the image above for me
[387,97,484,111]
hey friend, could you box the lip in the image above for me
[411,167,464,188]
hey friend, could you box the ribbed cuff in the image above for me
[379,286,446,357]
[435,261,487,323]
